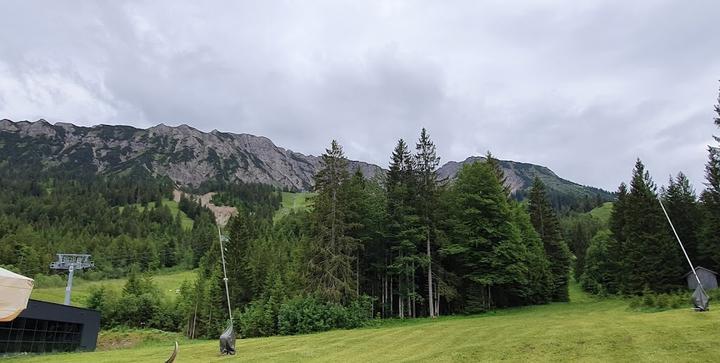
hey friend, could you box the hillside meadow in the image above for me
[30,270,195,307]
[9,285,720,362]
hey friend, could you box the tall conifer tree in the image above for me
[528,177,572,301]
[621,160,683,293]
[663,173,701,264]
[385,139,421,317]
[414,128,440,317]
[606,183,628,294]
[700,83,720,271]
[308,140,357,303]
[443,161,529,311]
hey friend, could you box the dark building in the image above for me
[684,266,719,290]
[0,300,100,354]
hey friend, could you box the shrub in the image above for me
[276,296,373,336]
[277,297,333,335]
[654,294,669,309]
[238,300,276,338]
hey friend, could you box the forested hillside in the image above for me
[0,164,282,280]
[439,156,613,213]
[0,119,612,212]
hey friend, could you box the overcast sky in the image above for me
[1,1,718,190]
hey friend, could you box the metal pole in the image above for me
[218,225,233,324]
[657,197,706,294]
[64,264,75,306]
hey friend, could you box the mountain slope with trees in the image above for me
[0,119,612,210]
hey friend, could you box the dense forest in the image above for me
[0,166,282,280]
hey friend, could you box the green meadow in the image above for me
[10,284,720,362]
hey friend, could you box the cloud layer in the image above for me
[1,0,719,190]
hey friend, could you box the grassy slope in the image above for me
[589,202,613,224]
[29,270,196,307]
[11,284,720,362]
[273,192,315,221]
[120,198,194,230]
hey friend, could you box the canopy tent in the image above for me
[0,267,34,322]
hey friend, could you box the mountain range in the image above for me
[0,119,612,205]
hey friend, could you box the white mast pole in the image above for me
[657,197,706,294]
[218,224,233,324]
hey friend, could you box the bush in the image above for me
[238,300,277,338]
[277,297,333,335]
[276,296,373,336]
[654,294,669,309]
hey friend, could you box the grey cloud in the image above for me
[0,0,719,190]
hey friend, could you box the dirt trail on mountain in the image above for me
[173,190,237,226]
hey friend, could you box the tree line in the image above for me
[176,128,573,339]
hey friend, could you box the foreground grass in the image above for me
[9,284,720,362]
[274,192,315,221]
[29,270,196,307]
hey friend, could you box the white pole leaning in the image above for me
[218,224,233,324]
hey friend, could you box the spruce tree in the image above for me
[699,83,720,271]
[510,201,552,304]
[663,173,701,264]
[226,209,259,307]
[385,139,421,318]
[485,151,511,198]
[344,169,368,297]
[528,177,572,301]
[606,183,628,294]
[414,128,440,317]
[622,160,683,293]
[443,161,529,311]
[308,140,357,303]
[581,229,614,294]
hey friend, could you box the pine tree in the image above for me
[581,229,614,294]
[226,209,258,307]
[663,173,701,264]
[385,139,421,318]
[344,169,368,297]
[699,83,720,271]
[443,161,529,311]
[622,160,683,293]
[528,177,572,301]
[606,183,628,294]
[510,201,552,304]
[414,128,440,317]
[307,140,358,303]
[485,151,511,198]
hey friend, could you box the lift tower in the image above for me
[50,254,94,306]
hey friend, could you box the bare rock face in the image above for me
[0,119,383,191]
